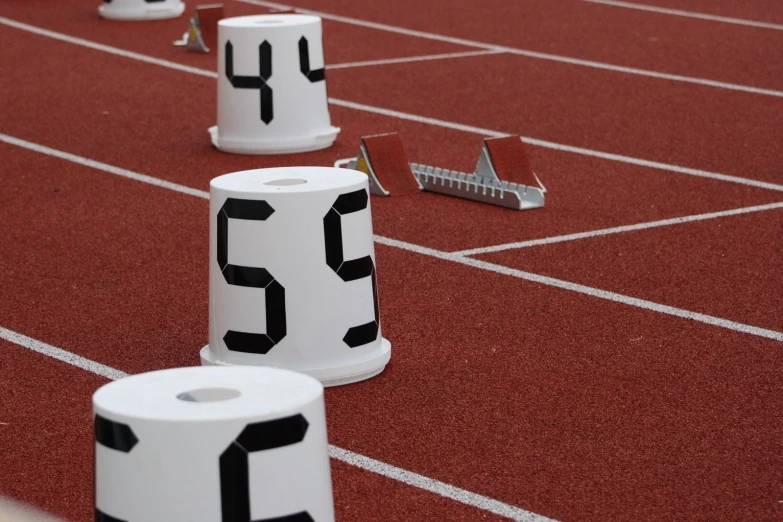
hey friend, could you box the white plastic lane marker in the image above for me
[454,201,783,256]
[3,132,782,344]
[0,325,557,522]
[328,49,504,69]
[3,17,783,194]
[582,0,783,31]
[236,0,783,98]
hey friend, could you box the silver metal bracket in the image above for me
[411,163,545,210]
[173,17,209,52]
[173,4,223,53]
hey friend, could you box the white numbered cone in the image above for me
[98,0,185,21]
[94,366,335,522]
[209,14,340,154]
[201,167,391,386]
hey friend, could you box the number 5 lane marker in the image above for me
[2,132,782,344]
[0,325,557,522]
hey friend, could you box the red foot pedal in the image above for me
[173,4,224,53]
[482,136,541,189]
[197,4,223,51]
[348,133,422,197]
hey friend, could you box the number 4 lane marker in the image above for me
[0,325,557,522]
[2,15,783,194]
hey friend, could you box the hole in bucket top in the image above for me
[176,388,242,402]
[254,19,287,25]
[264,178,308,186]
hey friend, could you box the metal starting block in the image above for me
[173,4,223,53]
[335,133,546,210]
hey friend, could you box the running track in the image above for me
[0,0,782,520]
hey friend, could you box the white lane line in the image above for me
[0,134,210,199]
[329,446,554,522]
[3,133,782,343]
[328,49,504,69]
[0,17,218,79]
[582,0,783,31]
[454,201,783,256]
[0,328,555,522]
[372,236,783,343]
[327,49,504,69]
[237,0,783,98]
[0,326,129,381]
[3,16,783,194]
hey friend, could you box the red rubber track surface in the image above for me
[1,1,782,521]
[254,0,783,89]
[3,156,783,522]
[0,0,464,68]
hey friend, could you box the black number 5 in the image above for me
[218,198,287,355]
[323,189,380,348]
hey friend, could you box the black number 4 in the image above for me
[224,37,326,124]
[225,41,273,124]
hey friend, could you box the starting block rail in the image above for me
[411,162,545,210]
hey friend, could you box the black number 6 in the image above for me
[94,414,314,522]
[220,414,314,522]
